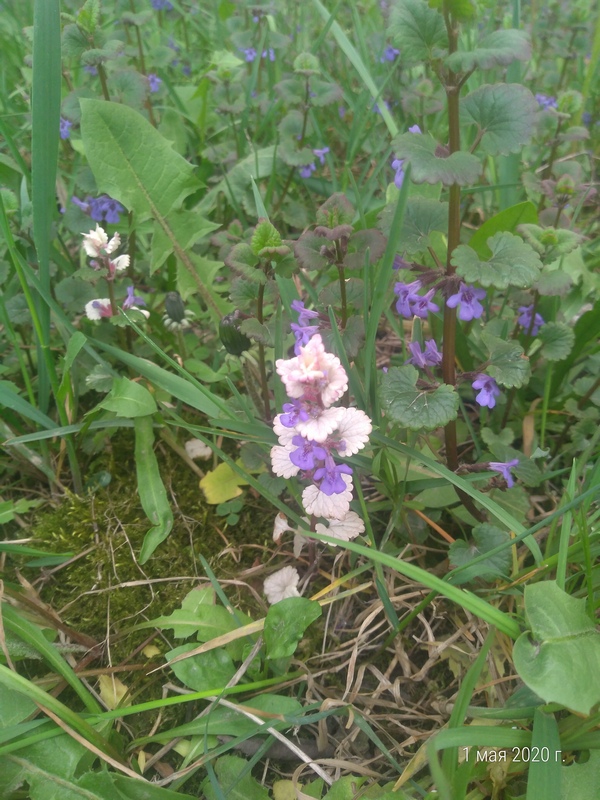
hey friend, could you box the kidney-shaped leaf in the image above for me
[392,133,481,186]
[461,84,538,156]
[452,232,542,289]
[380,366,459,430]
[513,581,600,715]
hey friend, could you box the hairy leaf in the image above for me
[482,332,530,388]
[452,232,542,289]
[264,597,322,660]
[448,524,512,584]
[538,322,575,362]
[391,133,481,185]
[389,0,448,61]
[513,582,600,715]
[446,29,531,71]
[380,366,459,430]
[461,84,538,155]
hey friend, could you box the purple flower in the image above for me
[279,400,310,428]
[72,195,91,214]
[291,299,320,326]
[373,100,390,114]
[122,286,146,310]
[535,93,557,110]
[60,117,73,140]
[408,124,422,134]
[241,47,257,62]
[313,456,353,495]
[289,436,327,470]
[299,163,316,179]
[291,323,320,354]
[518,304,545,336]
[582,111,592,126]
[406,340,443,368]
[338,106,346,119]
[472,374,501,409]
[446,283,486,321]
[262,48,275,61]
[380,45,400,62]
[100,196,124,225]
[313,147,330,165]
[411,288,440,318]
[489,459,519,488]
[392,158,405,189]
[84,65,98,76]
[151,0,173,9]
[394,280,422,318]
[148,73,162,92]
[181,64,191,76]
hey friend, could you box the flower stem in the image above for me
[257,281,271,421]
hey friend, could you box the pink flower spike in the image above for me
[85,298,113,320]
[302,473,353,519]
[276,334,348,408]
[82,224,109,258]
[263,566,300,604]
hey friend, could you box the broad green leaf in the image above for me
[0,683,37,729]
[429,0,476,21]
[452,232,542,289]
[200,461,249,504]
[140,587,216,638]
[80,100,223,319]
[391,133,480,186]
[513,582,600,715]
[380,366,459,430]
[534,268,572,296]
[166,644,236,692]
[202,756,270,800]
[482,332,530,388]
[538,322,575,362]
[468,201,538,258]
[134,416,174,563]
[448,524,512,584]
[561,750,600,800]
[446,29,531,71]
[264,597,322,660]
[99,377,157,418]
[461,84,538,155]
[323,776,367,800]
[389,0,448,61]
[198,146,278,214]
[342,229,387,269]
[380,196,448,254]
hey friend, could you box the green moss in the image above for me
[26,431,275,667]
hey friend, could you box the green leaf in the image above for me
[380,366,459,430]
[134,416,174,563]
[240,318,274,347]
[389,0,448,62]
[448,524,512,584]
[392,133,481,186]
[482,332,530,388]
[452,232,542,289]
[80,100,223,319]
[561,750,600,800]
[461,84,538,155]
[538,322,575,362]
[264,597,322,660]
[467,201,538,258]
[141,587,218,638]
[518,224,582,262]
[534,267,572,296]
[316,193,355,227]
[446,29,531,71]
[99,377,157,418]
[166,644,237,692]
[342,229,387,269]
[380,196,448,254]
[202,756,270,800]
[200,461,248,504]
[513,582,600,715]
[251,220,283,255]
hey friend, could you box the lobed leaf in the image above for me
[380,366,459,430]
[482,332,530,388]
[446,29,531,71]
[389,0,448,61]
[391,133,481,186]
[538,322,575,362]
[461,84,538,155]
[452,231,542,289]
[448,524,512,584]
